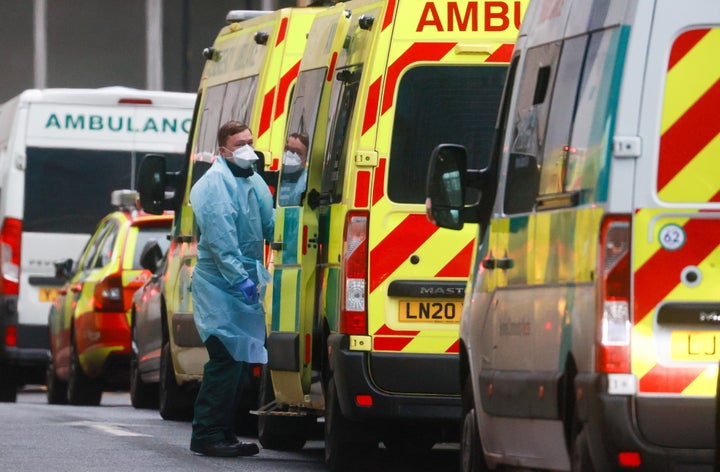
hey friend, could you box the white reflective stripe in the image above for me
[63,421,152,437]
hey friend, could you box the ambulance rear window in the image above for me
[24,147,183,234]
[387,65,506,204]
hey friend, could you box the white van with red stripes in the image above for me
[255,0,525,470]
[426,0,720,470]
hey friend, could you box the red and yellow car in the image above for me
[46,190,172,405]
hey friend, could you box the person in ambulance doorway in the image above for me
[188,121,275,457]
[277,131,309,206]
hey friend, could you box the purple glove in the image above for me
[237,278,258,304]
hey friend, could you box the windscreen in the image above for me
[24,147,184,234]
[387,65,507,204]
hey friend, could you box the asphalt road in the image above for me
[0,386,460,472]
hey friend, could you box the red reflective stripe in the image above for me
[275,61,301,121]
[435,239,473,277]
[354,170,371,208]
[486,43,514,63]
[657,78,720,191]
[276,16,288,46]
[327,51,338,82]
[382,0,397,30]
[445,339,460,353]
[362,77,382,135]
[369,215,439,292]
[639,364,705,393]
[374,324,419,336]
[372,324,419,352]
[381,42,456,115]
[371,157,386,205]
[668,28,709,70]
[634,218,720,324]
[258,87,275,137]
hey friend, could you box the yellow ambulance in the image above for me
[426,0,720,470]
[136,7,320,421]
[258,0,525,469]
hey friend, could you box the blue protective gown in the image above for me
[189,157,274,363]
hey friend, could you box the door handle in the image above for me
[496,257,514,270]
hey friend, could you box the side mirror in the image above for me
[53,258,73,280]
[426,145,469,230]
[137,154,180,214]
[139,239,164,273]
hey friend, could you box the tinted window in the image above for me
[24,147,183,234]
[132,226,171,269]
[387,66,507,203]
[277,68,326,207]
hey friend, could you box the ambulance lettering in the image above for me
[416,1,523,32]
[45,113,192,134]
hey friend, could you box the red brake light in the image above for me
[0,217,22,295]
[94,273,125,312]
[4,325,17,347]
[597,214,631,373]
[340,211,369,335]
[118,98,152,105]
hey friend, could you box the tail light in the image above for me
[4,325,17,347]
[340,211,369,335]
[0,217,22,296]
[596,214,632,373]
[94,273,125,312]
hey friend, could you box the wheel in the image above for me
[460,379,488,472]
[46,361,68,405]
[130,348,158,409]
[324,376,377,471]
[571,428,595,472]
[257,364,307,451]
[158,341,194,421]
[67,342,102,406]
[0,364,18,402]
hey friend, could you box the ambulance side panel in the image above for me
[461,0,719,470]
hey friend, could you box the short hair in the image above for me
[217,121,251,147]
[289,132,309,151]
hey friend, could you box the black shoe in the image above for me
[236,441,260,457]
[191,440,256,457]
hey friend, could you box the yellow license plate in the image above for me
[398,300,462,323]
[670,331,720,361]
[39,287,59,302]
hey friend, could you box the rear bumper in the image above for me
[576,373,715,471]
[1,295,50,383]
[75,311,131,378]
[328,333,461,424]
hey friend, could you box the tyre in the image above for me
[46,361,68,405]
[460,379,488,472]
[67,342,102,406]
[571,428,595,472]
[324,376,376,471]
[130,348,158,409]
[158,341,194,421]
[0,364,18,403]
[257,364,307,451]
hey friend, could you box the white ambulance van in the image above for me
[0,87,193,402]
[426,0,720,470]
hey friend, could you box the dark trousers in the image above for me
[190,335,247,447]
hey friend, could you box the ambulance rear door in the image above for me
[630,0,720,450]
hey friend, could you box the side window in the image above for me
[194,84,227,162]
[95,223,119,268]
[564,27,624,201]
[321,65,362,202]
[130,226,171,269]
[537,36,586,197]
[504,42,561,214]
[278,68,326,207]
[78,221,113,271]
[388,65,507,204]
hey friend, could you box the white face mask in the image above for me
[226,144,258,169]
[282,150,303,174]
